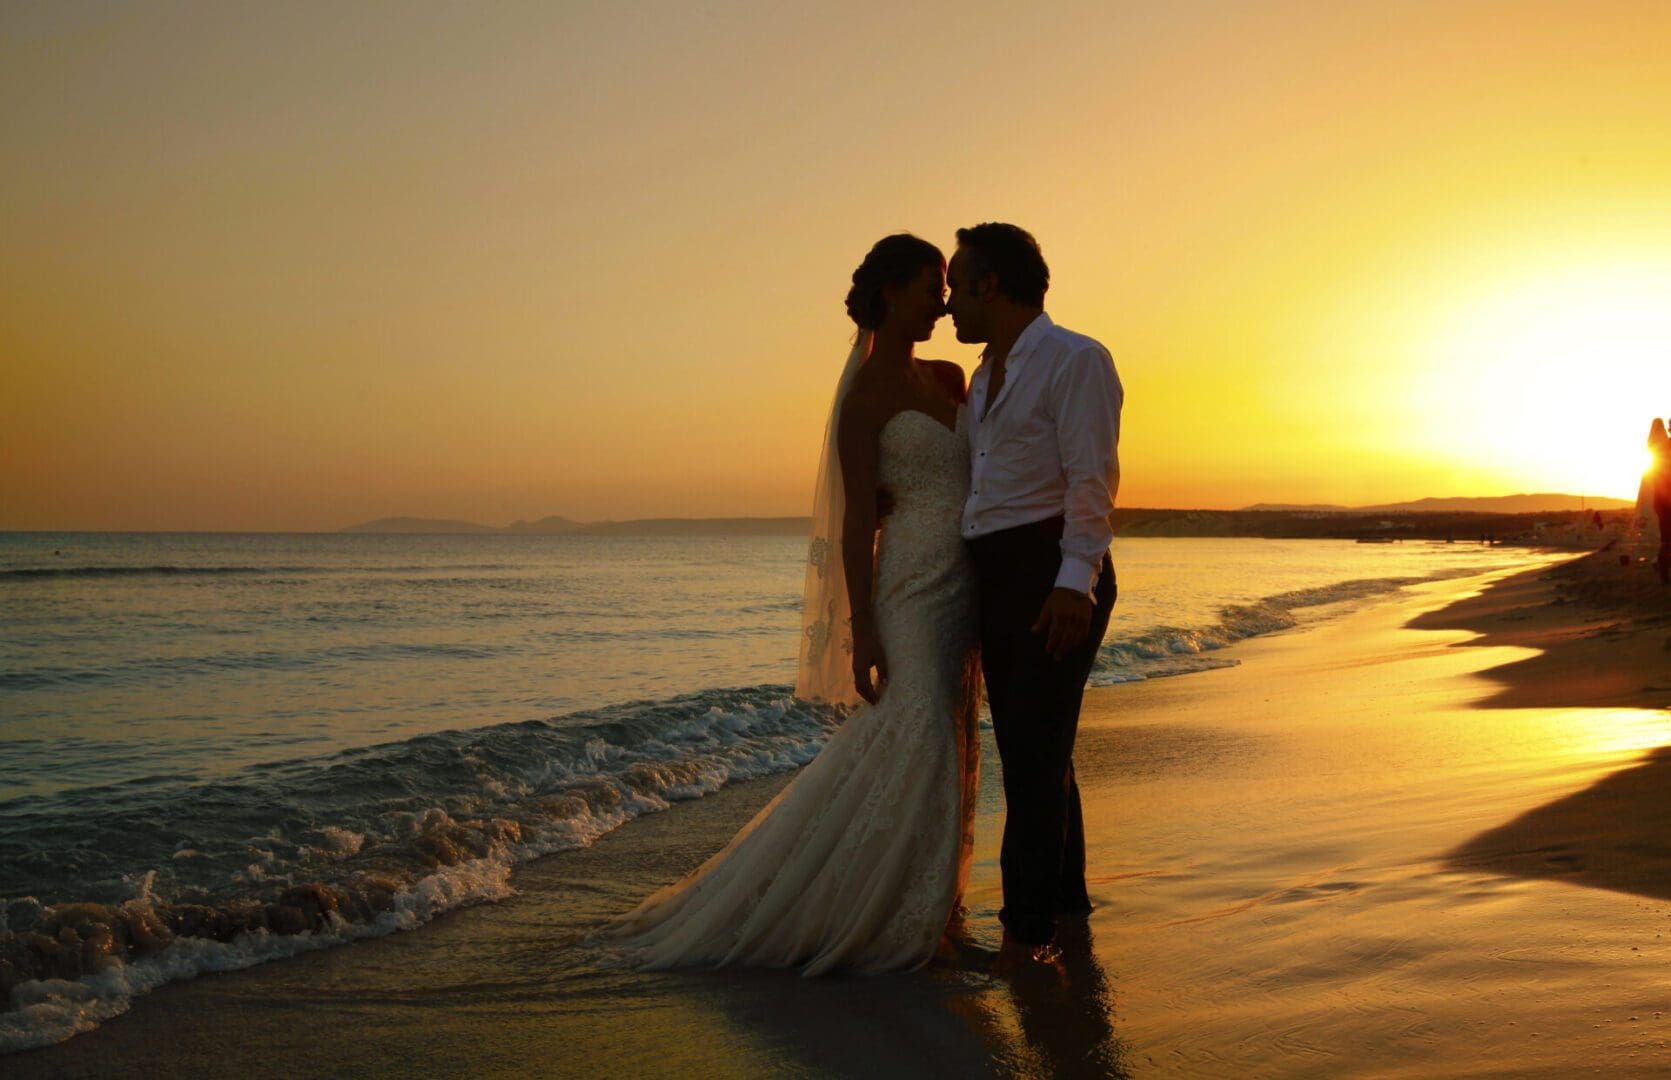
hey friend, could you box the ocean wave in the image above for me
[0,686,843,1053]
[0,565,299,581]
[0,563,522,582]
[1088,567,1505,686]
[0,640,516,691]
[733,599,803,615]
[0,855,520,1052]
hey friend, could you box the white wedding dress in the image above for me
[604,408,981,974]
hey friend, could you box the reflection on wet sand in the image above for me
[950,919,1130,1079]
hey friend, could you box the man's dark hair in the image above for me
[955,222,1048,307]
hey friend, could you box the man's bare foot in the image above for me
[993,934,1064,976]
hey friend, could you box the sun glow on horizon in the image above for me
[1412,261,1671,500]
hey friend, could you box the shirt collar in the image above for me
[982,311,1052,369]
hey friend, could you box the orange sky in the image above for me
[4,1,1670,531]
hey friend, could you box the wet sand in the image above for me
[14,553,1671,1078]
[1062,553,1669,1076]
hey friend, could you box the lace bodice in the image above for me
[878,408,970,520]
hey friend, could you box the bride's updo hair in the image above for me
[845,234,945,331]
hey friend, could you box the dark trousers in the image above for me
[969,516,1116,945]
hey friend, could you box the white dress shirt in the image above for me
[963,312,1123,595]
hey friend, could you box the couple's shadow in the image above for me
[675,915,1132,1078]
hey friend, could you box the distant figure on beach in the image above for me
[602,225,1122,973]
[1649,417,1671,584]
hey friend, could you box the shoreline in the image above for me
[1408,548,1671,711]
[12,555,1671,1077]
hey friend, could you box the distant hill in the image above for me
[576,517,810,536]
[1243,493,1633,514]
[341,516,500,534]
[1115,505,1630,541]
[1239,503,1351,513]
[501,516,583,534]
[345,494,1630,540]
[340,515,809,536]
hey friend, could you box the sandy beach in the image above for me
[12,550,1670,1079]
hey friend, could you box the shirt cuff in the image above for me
[1054,556,1100,597]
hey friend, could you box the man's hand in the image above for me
[1031,587,1094,661]
[851,622,889,704]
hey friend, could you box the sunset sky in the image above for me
[4,1,1670,531]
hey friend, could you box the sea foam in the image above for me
[0,688,843,1053]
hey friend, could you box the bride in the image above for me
[600,234,981,974]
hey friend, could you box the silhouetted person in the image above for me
[947,223,1122,963]
[1649,417,1671,585]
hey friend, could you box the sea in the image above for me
[0,531,1568,1051]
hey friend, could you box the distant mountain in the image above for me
[1242,493,1633,514]
[339,515,809,536]
[1241,503,1352,513]
[577,517,810,536]
[1114,505,1627,540]
[501,516,583,535]
[344,495,1630,538]
[341,516,499,534]
[1361,493,1633,513]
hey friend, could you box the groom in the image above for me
[945,223,1122,959]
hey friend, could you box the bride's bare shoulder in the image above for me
[922,359,969,403]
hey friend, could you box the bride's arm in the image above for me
[836,398,886,704]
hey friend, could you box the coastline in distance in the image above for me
[341,491,1633,540]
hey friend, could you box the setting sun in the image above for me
[1413,261,1671,499]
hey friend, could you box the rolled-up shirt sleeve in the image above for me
[1051,344,1123,595]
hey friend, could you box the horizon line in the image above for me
[0,495,1641,536]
